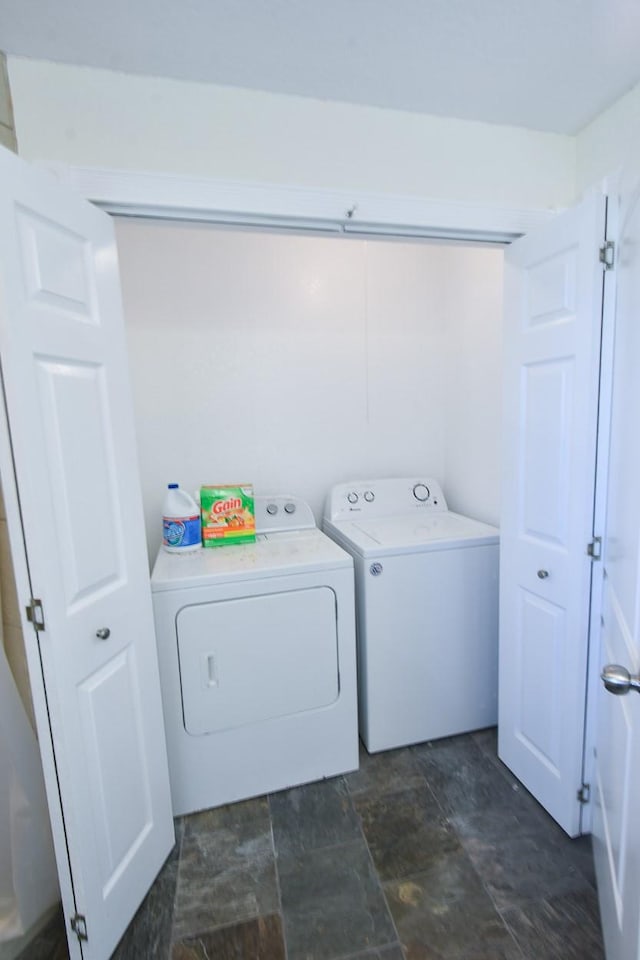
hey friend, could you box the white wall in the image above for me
[576,80,640,196]
[114,220,503,559]
[443,248,503,526]
[8,57,575,211]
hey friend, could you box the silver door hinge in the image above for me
[587,537,602,561]
[70,913,88,942]
[577,783,591,805]
[599,241,615,270]
[25,598,45,631]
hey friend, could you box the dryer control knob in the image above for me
[413,483,430,502]
[347,492,359,504]
[364,491,375,502]
[284,502,296,514]
[266,503,278,515]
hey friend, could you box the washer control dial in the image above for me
[364,491,375,503]
[347,492,359,504]
[266,503,278,515]
[413,483,430,502]
[284,502,296,514]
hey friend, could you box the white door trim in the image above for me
[43,164,555,242]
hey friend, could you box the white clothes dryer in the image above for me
[151,495,358,815]
[323,478,499,754]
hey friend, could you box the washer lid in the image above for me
[325,511,499,558]
[151,527,352,592]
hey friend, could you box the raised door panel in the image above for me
[35,357,124,607]
[79,647,152,894]
[16,207,97,322]
[516,589,564,774]
[520,360,573,546]
[524,247,576,328]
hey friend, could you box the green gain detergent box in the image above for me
[200,484,256,547]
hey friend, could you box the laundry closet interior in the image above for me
[114,217,504,556]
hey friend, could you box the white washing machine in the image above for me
[323,478,499,753]
[151,495,358,815]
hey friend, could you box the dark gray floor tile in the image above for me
[269,776,361,857]
[469,729,563,825]
[345,743,425,800]
[112,823,182,960]
[9,732,605,960]
[343,945,406,960]
[173,797,278,940]
[470,726,499,761]
[384,850,522,960]
[14,906,69,960]
[278,839,397,960]
[181,795,270,844]
[13,825,185,960]
[566,834,598,889]
[356,785,460,881]
[503,888,604,960]
[450,795,547,853]
[451,807,594,911]
[171,913,285,959]
[411,736,533,819]
[445,946,523,960]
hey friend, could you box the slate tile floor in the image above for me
[19,729,604,960]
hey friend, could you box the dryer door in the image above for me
[177,586,339,735]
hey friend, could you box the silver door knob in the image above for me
[601,664,640,696]
[95,627,111,640]
[537,569,549,579]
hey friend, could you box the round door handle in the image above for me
[95,627,111,640]
[537,569,549,579]
[601,664,640,696]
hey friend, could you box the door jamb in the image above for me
[54,162,614,837]
[7,161,607,919]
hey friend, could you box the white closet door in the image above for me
[592,161,640,960]
[0,145,174,960]
[499,191,606,836]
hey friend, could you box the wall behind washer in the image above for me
[114,220,503,560]
[443,248,504,525]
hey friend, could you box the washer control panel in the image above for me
[412,482,430,502]
[324,477,447,522]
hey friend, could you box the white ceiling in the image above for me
[2,0,640,135]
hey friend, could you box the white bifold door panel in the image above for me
[0,145,174,959]
[592,162,640,960]
[499,191,606,836]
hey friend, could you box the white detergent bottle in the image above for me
[162,483,201,553]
